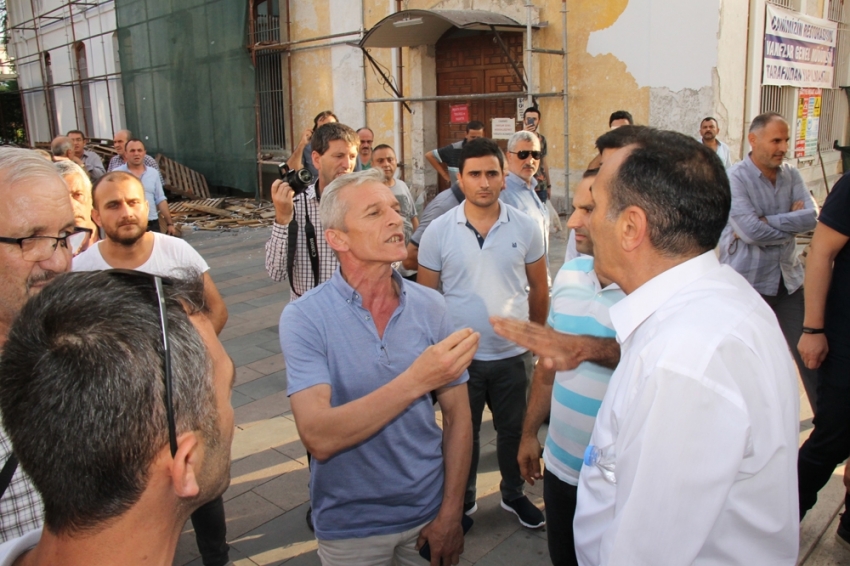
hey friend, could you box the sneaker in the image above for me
[306,506,314,532]
[463,501,478,516]
[501,496,545,529]
[837,520,850,551]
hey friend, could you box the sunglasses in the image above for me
[510,150,542,160]
[105,269,178,457]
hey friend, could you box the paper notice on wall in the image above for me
[763,4,837,89]
[795,88,822,158]
[491,118,516,140]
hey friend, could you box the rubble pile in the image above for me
[169,198,277,230]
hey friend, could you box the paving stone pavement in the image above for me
[172,225,848,566]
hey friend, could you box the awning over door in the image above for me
[359,9,532,49]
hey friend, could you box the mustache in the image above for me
[26,270,61,290]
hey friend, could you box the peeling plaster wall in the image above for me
[714,0,749,161]
[330,0,365,129]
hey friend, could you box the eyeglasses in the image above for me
[510,150,542,160]
[0,227,91,261]
[105,269,178,457]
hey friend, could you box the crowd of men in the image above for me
[0,105,846,566]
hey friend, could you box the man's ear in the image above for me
[619,205,648,252]
[91,208,102,228]
[169,432,202,499]
[325,228,349,254]
[747,131,757,149]
[311,151,321,172]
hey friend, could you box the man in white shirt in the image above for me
[496,129,800,565]
[0,269,235,566]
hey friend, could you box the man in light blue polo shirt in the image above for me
[114,138,177,235]
[501,130,549,268]
[497,169,624,566]
[418,138,550,529]
[280,169,478,565]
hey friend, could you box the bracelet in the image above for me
[802,327,825,334]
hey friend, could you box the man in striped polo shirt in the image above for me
[493,169,623,565]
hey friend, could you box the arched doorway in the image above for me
[435,29,524,191]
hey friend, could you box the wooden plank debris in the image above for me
[156,154,211,199]
[168,197,276,231]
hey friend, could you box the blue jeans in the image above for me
[465,351,533,504]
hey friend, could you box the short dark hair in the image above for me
[595,125,650,153]
[608,110,634,126]
[126,138,145,150]
[0,270,218,534]
[66,129,85,138]
[701,116,718,126]
[605,129,730,255]
[524,106,541,119]
[91,171,143,206]
[312,110,337,131]
[312,123,358,156]
[466,121,485,132]
[372,144,394,154]
[459,137,503,173]
[749,112,785,133]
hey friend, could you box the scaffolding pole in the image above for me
[562,0,570,213]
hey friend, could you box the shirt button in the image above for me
[365,316,371,320]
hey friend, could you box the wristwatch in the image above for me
[802,327,825,334]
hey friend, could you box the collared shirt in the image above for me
[108,154,159,173]
[544,257,623,486]
[418,202,544,360]
[410,184,464,247]
[280,268,467,540]
[574,252,800,566]
[264,183,338,300]
[500,172,550,264]
[114,164,166,221]
[0,427,42,542]
[718,155,817,295]
[81,150,105,181]
[0,527,40,563]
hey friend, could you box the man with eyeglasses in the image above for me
[72,171,231,566]
[0,269,235,565]
[718,112,818,413]
[501,130,550,275]
[0,148,87,543]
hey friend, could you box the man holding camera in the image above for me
[266,123,359,300]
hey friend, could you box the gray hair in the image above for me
[116,129,132,139]
[54,160,92,192]
[51,136,73,157]
[507,130,540,152]
[749,112,786,133]
[320,168,385,231]
[0,147,65,190]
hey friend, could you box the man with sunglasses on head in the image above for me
[0,269,236,565]
[501,131,550,274]
[72,171,231,566]
[0,148,87,543]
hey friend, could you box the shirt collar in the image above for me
[743,154,785,182]
[454,200,509,225]
[329,266,407,308]
[505,171,537,191]
[609,251,720,343]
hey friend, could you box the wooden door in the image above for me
[435,31,524,191]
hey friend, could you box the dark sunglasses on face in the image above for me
[510,150,542,160]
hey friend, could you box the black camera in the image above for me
[278,163,314,195]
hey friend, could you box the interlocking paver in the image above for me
[235,370,287,401]
[246,353,286,376]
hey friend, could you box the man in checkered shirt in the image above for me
[0,148,79,540]
[265,123,359,300]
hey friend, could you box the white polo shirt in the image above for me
[418,201,544,361]
[574,252,800,566]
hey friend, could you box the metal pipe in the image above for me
[27,0,56,138]
[8,0,112,32]
[248,0,263,200]
[66,0,84,134]
[394,0,405,180]
[288,39,361,54]
[11,28,116,65]
[525,0,533,107]
[285,0,295,155]
[561,0,570,213]
[251,30,362,52]
[365,91,564,104]
[15,70,123,92]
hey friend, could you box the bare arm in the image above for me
[286,128,312,171]
[201,272,228,335]
[417,383,472,564]
[798,222,849,368]
[156,201,177,236]
[402,243,420,271]
[290,328,479,461]
[490,316,620,371]
[426,152,451,183]
[416,266,440,290]
[526,257,549,326]
[518,362,555,485]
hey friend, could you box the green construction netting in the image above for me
[115,0,257,195]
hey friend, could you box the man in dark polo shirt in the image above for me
[426,121,485,187]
